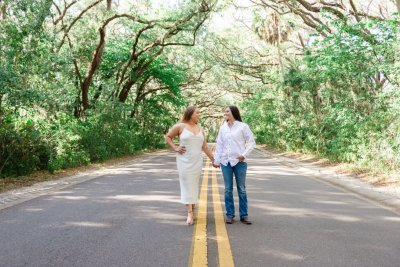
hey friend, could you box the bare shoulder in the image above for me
[166,122,184,137]
[177,122,186,129]
[174,122,186,134]
[172,122,182,128]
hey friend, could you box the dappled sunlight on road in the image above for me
[108,167,177,174]
[0,150,399,267]
[52,191,75,194]
[243,155,397,224]
[135,206,188,224]
[382,216,400,222]
[251,203,361,222]
[146,190,176,194]
[314,200,347,205]
[130,163,167,166]
[247,166,297,175]
[65,221,112,228]
[260,249,304,261]
[51,196,88,200]
[250,189,299,195]
[24,208,44,212]
[106,194,180,203]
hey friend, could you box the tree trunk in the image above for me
[276,28,284,83]
[73,95,82,118]
[92,85,103,105]
[298,32,305,49]
[81,28,106,110]
[0,2,6,20]
[118,64,148,102]
[130,77,150,117]
[311,88,321,121]
[107,0,112,10]
[0,94,3,126]
[396,0,400,14]
[118,80,136,103]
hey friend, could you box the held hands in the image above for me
[212,156,244,168]
[237,155,245,162]
[175,145,186,154]
[212,162,220,168]
[211,157,220,168]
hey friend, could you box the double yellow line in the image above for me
[189,158,235,267]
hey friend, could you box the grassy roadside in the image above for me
[258,145,400,188]
[0,148,164,193]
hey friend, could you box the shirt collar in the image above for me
[223,120,240,127]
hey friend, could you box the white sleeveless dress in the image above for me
[177,127,204,204]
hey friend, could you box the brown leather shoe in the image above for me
[240,216,252,225]
[225,216,234,224]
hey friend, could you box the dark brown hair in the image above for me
[228,105,242,122]
[182,106,198,122]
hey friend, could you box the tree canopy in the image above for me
[1,0,399,179]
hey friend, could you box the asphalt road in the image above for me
[0,148,399,267]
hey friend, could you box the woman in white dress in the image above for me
[165,106,214,225]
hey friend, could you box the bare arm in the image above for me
[201,129,214,161]
[165,123,186,154]
[213,128,223,166]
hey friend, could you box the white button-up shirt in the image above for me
[214,120,256,167]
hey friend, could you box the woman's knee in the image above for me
[237,185,246,194]
[224,188,233,194]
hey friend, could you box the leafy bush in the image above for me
[0,116,51,177]
[0,110,169,177]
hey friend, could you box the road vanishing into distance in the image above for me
[1,148,399,267]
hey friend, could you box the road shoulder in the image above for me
[256,146,400,214]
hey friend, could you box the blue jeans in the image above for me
[221,162,248,218]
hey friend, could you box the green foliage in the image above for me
[243,18,400,174]
[0,1,194,178]
[0,110,171,177]
[0,116,51,177]
[79,110,141,161]
[45,114,91,172]
[3,0,398,181]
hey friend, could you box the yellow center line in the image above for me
[212,164,235,267]
[189,158,210,267]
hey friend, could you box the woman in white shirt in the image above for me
[213,106,255,224]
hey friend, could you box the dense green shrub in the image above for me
[0,116,51,177]
[0,110,171,177]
